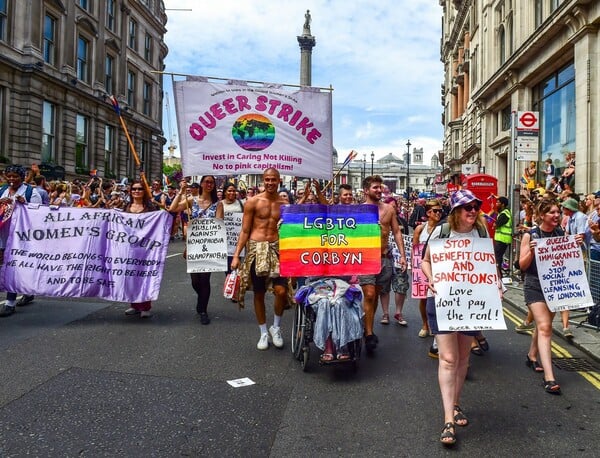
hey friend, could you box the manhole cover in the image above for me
[552,357,596,372]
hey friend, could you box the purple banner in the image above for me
[0,205,171,303]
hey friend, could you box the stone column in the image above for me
[297,10,316,86]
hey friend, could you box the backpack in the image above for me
[0,184,34,202]
[422,222,487,257]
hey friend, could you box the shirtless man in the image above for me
[231,168,289,350]
[359,175,407,351]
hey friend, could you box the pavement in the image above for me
[502,279,600,363]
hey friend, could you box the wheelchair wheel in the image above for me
[291,303,305,362]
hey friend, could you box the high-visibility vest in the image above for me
[494,208,512,244]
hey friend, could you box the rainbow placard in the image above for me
[279,204,381,277]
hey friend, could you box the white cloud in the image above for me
[162,0,443,163]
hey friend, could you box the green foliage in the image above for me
[163,162,182,178]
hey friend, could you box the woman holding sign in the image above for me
[519,198,584,394]
[124,180,160,318]
[420,190,493,446]
[169,176,224,325]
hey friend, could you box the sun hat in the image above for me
[560,197,579,212]
[450,189,482,213]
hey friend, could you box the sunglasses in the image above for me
[429,209,442,214]
[131,188,144,191]
[462,203,481,212]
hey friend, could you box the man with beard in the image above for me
[0,165,42,317]
[359,175,407,351]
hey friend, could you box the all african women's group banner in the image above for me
[429,237,506,331]
[0,205,171,303]
[279,204,381,277]
[173,77,333,179]
[535,234,594,312]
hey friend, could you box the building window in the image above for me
[533,63,575,165]
[77,35,89,83]
[105,54,114,95]
[501,106,511,132]
[128,19,137,50]
[551,0,562,11]
[43,14,56,66]
[142,81,152,116]
[106,0,116,32]
[77,0,90,12]
[105,125,115,175]
[0,0,7,41]
[140,139,149,174]
[76,114,89,170]
[534,0,543,28]
[144,33,153,63]
[127,70,136,108]
[42,101,56,163]
[498,25,506,66]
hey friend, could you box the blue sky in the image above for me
[162,0,443,164]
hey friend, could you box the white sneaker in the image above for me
[125,307,140,316]
[140,310,152,318]
[257,333,269,350]
[269,325,284,348]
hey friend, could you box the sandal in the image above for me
[476,335,489,351]
[320,353,335,363]
[470,344,484,356]
[440,422,456,446]
[543,380,561,394]
[380,314,390,325]
[453,405,468,426]
[526,355,544,373]
[337,353,351,361]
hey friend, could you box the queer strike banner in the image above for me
[186,217,227,273]
[279,204,381,277]
[429,237,506,331]
[535,235,594,312]
[0,205,171,303]
[411,243,427,299]
[224,212,243,256]
[173,77,333,179]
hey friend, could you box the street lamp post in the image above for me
[406,139,411,197]
[362,153,366,183]
[370,151,375,176]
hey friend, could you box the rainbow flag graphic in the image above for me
[279,204,381,277]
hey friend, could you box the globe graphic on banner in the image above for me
[231,114,275,151]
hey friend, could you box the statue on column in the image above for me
[303,10,311,35]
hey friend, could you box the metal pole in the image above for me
[370,152,374,176]
[406,140,411,196]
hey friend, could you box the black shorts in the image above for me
[250,261,288,293]
[426,296,479,336]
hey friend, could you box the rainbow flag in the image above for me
[340,150,358,170]
[279,204,381,277]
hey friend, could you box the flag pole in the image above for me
[322,150,358,193]
[107,95,151,197]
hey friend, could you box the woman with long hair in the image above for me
[519,197,583,394]
[124,180,159,318]
[412,199,443,340]
[420,190,497,446]
[169,176,224,324]
[222,182,244,274]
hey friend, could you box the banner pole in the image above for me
[108,96,151,197]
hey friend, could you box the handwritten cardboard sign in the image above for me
[186,217,227,273]
[224,212,244,256]
[430,237,506,331]
[535,235,594,311]
[411,243,427,299]
[279,204,381,277]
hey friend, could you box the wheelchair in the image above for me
[291,278,363,372]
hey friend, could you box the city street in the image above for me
[0,241,598,457]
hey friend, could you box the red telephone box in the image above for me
[462,174,498,237]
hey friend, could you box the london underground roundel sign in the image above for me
[517,111,539,130]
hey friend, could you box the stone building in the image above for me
[0,0,167,180]
[331,148,442,197]
[440,0,600,195]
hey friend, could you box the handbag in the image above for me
[223,270,240,300]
